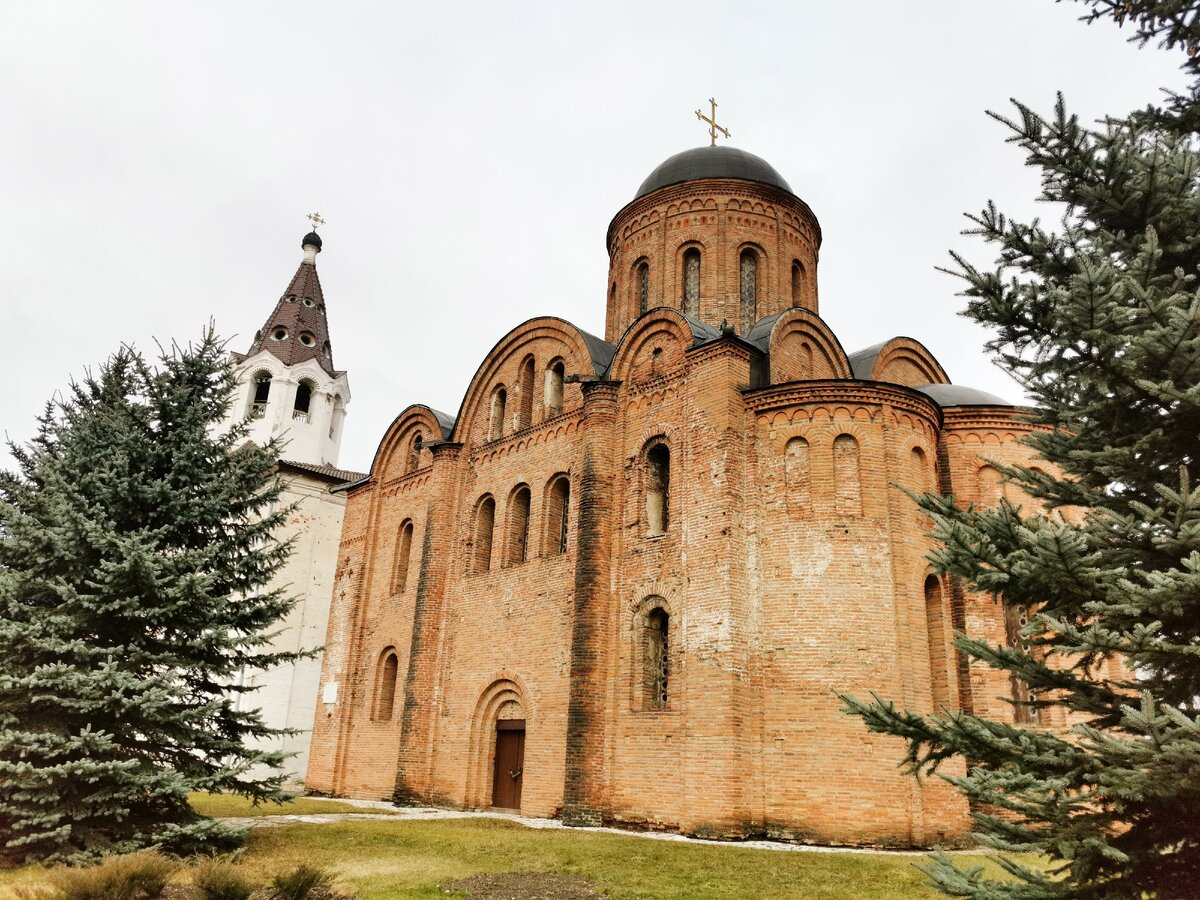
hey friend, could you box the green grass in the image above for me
[0,815,1014,900]
[187,793,401,818]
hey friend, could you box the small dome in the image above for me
[914,384,1013,408]
[635,146,792,200]
[302,231,323,251]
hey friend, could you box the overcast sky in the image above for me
[2,2,1188,473]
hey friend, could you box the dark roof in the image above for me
[430,408,457,440]
[635,146,793,200]
[278,458,368,486]
[848,340,890,380]
[242,233,337,376]
[579,326,617,376]
[302,231,322,251]
[913,384,1013,408]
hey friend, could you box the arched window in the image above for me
[249,371,272,418]
[925,576,952,712]
[1005,602,1039,724]
[791,260,806,306]
[637,260,650,314]
[408,432,423,474]
[977,465,1004,504]
[911,446,931,492]
[682,248,700,317]
[489,387,507,441]
[505,485,531,566]
[473,496,496,573]
[646,442,670,535]
[739,248,758,333]
[644,607,669,710]
[544,359,565,418]
[543,475,570,555]
[329,394,345,440]
[784,437,811,512]
[375,649,399,720]
[293,380,314,418]
[833,434,862,516]
[517,356,535,429]
[394,520,414,593]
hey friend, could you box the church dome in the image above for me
[635,146,793,199]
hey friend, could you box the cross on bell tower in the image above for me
[695,98,731,146]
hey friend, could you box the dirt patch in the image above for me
[442,872,605,899]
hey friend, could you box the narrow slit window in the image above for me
[473,496,495,573]
[506,486,531,566]
[376,651,399,720]
[545,360,565,417]
[489,387,507,441]
[791,260,805,306]
[394,521,413,593]
[925,576,952,712]
[739,249,758,333]
[646,443,670,535]
[544,475,570,555]
[645,607,669,710]
[682,248,700,317]
[408,433,424,473]
[637,260,650,314]
[517,356,535,429]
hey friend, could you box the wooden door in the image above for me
[491,720,525,810]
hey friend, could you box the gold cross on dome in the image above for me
[307,212,326,231]
[695,98,730,146]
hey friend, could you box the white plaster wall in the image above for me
[235,473,347,786]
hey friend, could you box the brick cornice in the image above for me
[744,380,942,425]
[942,406,1041,432]
[606,179,821,254]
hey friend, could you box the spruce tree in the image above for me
[844,3,1200,897]
[0,330,298,864]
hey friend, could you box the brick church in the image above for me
[304,141,1043,847]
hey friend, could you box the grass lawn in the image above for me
[187,792,402,818]
[0,795,1015,899]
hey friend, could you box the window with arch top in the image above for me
[249,371,272,418]
[646,441,670,535]
[543,475,570,555]
[517,355,535,429]
[739,248,759,333]
[473,496,496,573]
[644,605,669,710]
[489,387,507,441]
[682,248,700,317]
[544,359,565,418]
[374,649,399,720]
[637,259,650,314]
[293,379,314,416]
[408,432,423,474]
[505,485,532,566]
[394,520,414,593]
[791,260,806,306]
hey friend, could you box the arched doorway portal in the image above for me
[466,678,529,811]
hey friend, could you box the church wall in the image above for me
[940,413,1049,728]
[235,473,347,787]
[744,386,969,845]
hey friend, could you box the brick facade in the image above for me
[305,147,1044,847]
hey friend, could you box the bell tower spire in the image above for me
[226,221,352,467]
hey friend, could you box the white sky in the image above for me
[2,1,1187,474]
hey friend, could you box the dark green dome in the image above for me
[635,146,792,199]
